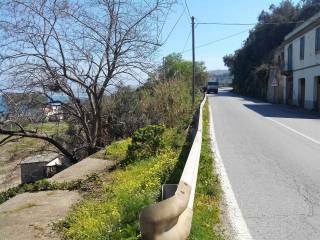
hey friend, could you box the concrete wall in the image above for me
[284,24,320,110]
[293,66,320,109]
[267,68,286,104]
[21,162,47,183]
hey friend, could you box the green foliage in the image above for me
[61,145,180,240]
[57,122,195,239]
[55,53,205,238]
[125,125,165,164]
[103,53,206,142]
[103,139,131,162]
[154,53,208,89]
[224,1,320,98]
[142,78,200,129]
[189,100,224,240]
[0,180,59,205]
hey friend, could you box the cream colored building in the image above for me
[283,12,320,111]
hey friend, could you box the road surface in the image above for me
[209,89,320,240]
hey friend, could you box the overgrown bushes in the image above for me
[60,126,186,239]
[57,53,206,239]
[125,125,165,164]
[103,54,205,143]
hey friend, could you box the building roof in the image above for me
[284,12,320,43]
[20,153,60,164]
[46,158,62,166]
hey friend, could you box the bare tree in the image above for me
[0,0,173,162]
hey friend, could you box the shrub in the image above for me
[103,75,203,143]
[104,139,131,163]
[61,148,179,240]
[124,125,165,164]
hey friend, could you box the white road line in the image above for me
[208,102,253,240]
[265,117,320,146]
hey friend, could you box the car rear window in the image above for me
[208,82,218,86]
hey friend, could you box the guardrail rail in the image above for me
[139,96,207,240]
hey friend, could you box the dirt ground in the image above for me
[0,139,48,192]
[0,152,113,240]
[49,157,114,183]
[0,143,26,192]
[0,123,65,192]
[0,190,80,240]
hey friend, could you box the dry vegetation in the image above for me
[0,122,67,191]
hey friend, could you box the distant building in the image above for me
[43,102,64,121]
[282,12,320,111]
[20,153,62,183]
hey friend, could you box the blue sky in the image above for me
[158,0,300,71]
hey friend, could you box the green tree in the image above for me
[160,53,208,89]
[224,0,320,98]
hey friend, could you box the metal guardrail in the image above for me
[139,97,206,240]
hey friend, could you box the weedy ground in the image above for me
[189,100,224,240]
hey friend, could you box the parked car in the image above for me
[207,82,219,94]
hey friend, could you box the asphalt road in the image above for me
[209,89,320,240]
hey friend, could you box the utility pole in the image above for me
[191,16,195,105]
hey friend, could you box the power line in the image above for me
[181,29,192,53]
[196,21,304,26]
[181,29,250,53]
[198,22,256,26]
[181,23,199,53]
[183,4,191,24]
[184,0,191,18]
[161,4,186,45]
[158,5,172,39]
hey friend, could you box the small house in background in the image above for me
[20,153,62,183]
[43,102,64,122]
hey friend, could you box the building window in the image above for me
[316,27,320,53]
[288,44,293,70]
[300,36,305,60]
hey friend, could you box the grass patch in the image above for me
[6,202,38,214]
[59,128,188,240]
[91,139,131,163]
[1,121,68,158]
[105,139,131,162]
[189,99,224,240]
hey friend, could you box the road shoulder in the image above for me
[208,98,253,240]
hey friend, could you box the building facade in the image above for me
[20,154,62,183]
[283,12,320,111]
[43,102,64,121]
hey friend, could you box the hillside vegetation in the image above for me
[56,54,209,239]
[224,0,320,99]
